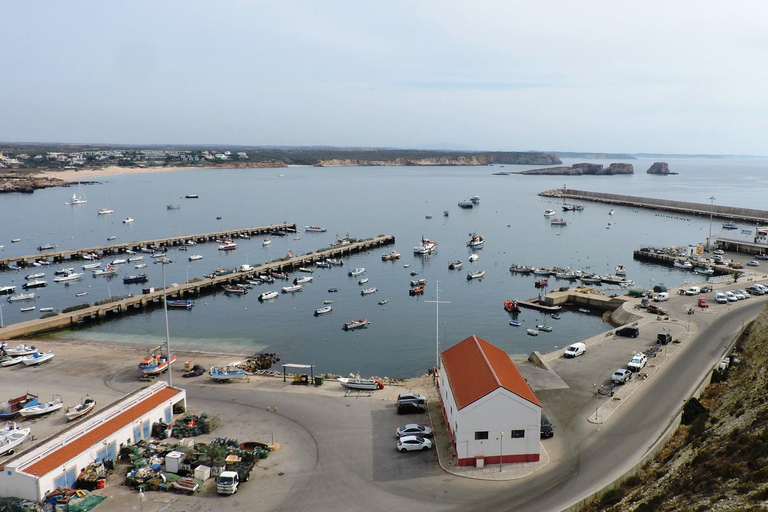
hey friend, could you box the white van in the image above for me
[653,292,669,302]
[564,342,587,358]
[686,286,700,296]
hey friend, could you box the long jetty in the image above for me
[0,223,297,270]
[0,234,395,339]
[539,189,768,224]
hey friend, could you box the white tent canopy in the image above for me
[282,363,316,382]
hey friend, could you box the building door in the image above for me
[53,467,77,489]
[134,425,142,442]
[143,420,150,439]
[164,406,172,424]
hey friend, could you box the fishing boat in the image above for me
[338,375,383,390]
[343,319,369,331]
[526,328,539,336]
[467,233,484,248]
[579,274,601,285]
[722,222,738,230]
[543,209,556,216]
[123,273,148,284]
[19,395,63,417]
[93,265,118,276]
[413,236,438,255]
[360,287,377,295]
[37,243,56,251]
[615,265,627,276]
[53,272,84,283]
[0,394,39,420]
[470,195,480,204]
[410,278,427,286]
[258,291,279,301]
[305,226,327,232]
[381,250,401,261]
[138,347,176,375]
[534,279,549,288]
[469,254,479,262]
[7,293,35,302]
[185,194,199,199]
[509,264,534,274]
[533,267,552,275]
[694,266,715,275]
[0,425,31,455]
[167,299,195,309]
[358,278,369,285]
[449,260,463,270]
[673,259,693,269]
[98,208,114,215]
[294,276,313,284]
[22,279,47,289]
[188,254,203,261]
[504,299,522,313]
[378,299,389,305]
[65,398,96,421]
[82,262,101,270]
[0,285,16,295]
[282,284,303,293]
[409,285,425,296]
[458,199,474,209]
[167,204,182,210]
[20,306,36,312]
[223,285,248,295]
[314,306,333,315]
[555,270,579,280]
[348,267,366,277]
[537,325,553,332]
[209,363,248,382]
[25,272,45,280]
[509,320,521,327]
[550,218,567,226]
[122,217,134,224]
[218,242,237,251]
[467,270,485,280]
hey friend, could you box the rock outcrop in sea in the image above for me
[646,162,671,175]
[515,162,634,176]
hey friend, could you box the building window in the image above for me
[475,431,489,440]
[511,430,525,438]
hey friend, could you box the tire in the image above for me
[400,448,407,453]
[423,446,429,451]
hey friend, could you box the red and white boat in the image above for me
[218,242,237,251]
[413,236,438,255]
[343,319,369,331]
[138,347,177,375]
[381,250,401,261]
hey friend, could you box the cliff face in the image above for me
[647,162,671,175]
[0,176,67,193]
[517,163,634,176]
[315,152,561,167]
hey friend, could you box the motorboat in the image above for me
[378,299,388,305]
[128,256,144,262]
[20,350,53,366]
[358,278,369,285]
[19,395,63,417]
[185,194,199,199]
[65,398,96,421]
[509,264,534,274]
[722,222,738,230]
[348,267,366,277]
[615,265,627,276]
[111,258,128,265]
[360,287,377,295]
[409,285,425,296]
[543,209,556,216]
[410,278,426,286]
[218,242,237,251]
[82,262,101,270]
[39,307,54,312]
[550,218,567,226]
[258,291,279,301]
[76,291,88,297]
[316,261,331,269]
[25,272,45,280]
[535,279,549,288]
[314,306,333,316]
[470,195,480,204]
[7,293,35,302]
[22,279,47,289]
[20,306,36,312]
[469,254,479,262]
[305,226,327,232]
[509,320,521,327]
[467,270,485,280]
[122,217,134,224]
[413,236,438,254]
[123,273,148,284]
[54,268,74,276]
[138,347,176,375]
[209,363,248,382]
[555,271,579,280]
[533,267,552,275]
[135,263,148,269]
[694,266,715,275]
[526,328,539,336]
[282,284,303,293]
[53,272,84,283]
[458,199,474,208]
[167,204,181,210]
[537,325,553,332]
[504,299,522,313]
[189,255,203,261]
[0,424,31,455]
[223,285,248,295]
[167,300,195,309]
[467,233,484,249]
[338,375,383,390]
[263,238,271,246]
[673,260,693,269]
[37,243,56,251]
[449,260,463,270]
[381,250,401,261]
[343,319,369,331]
[98,208,114,215]
[93,265,118,276]
[299,267,314,273]
[0,285,16,295]
[294,276,313,284]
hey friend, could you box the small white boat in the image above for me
[20,306,36,312]
[294,276,313,284]
[305,226,327,232]
[615,265,627,276]
[343,319,370,331]
[358,278,369,285]
[25,273,45,280]
[536,325,553,332]
[469,254,479,262]
[22,279,47,289]
[93,265,118,276]
[135,263,148,269]
[4,344,38,357]
[19,395,63,417]
[53,272,84,283]
[550,218,567,226]
[338,374,382,390]
[111,258,128,265]
[543,209,556,216]
[348,267,366,277]
[263,239,272,246]
[7,293,35,302]
[22,351,55,366]
[1,356,25,367]
[65,398,96,421]
[82,262,101,270]
[378,299,389,305]
[128,256,144,262]
[54,268,75,276]
[609,209,615,215]
[673,260,693,269]
[323,299,333,304]
[314,306,333,315]
[189,255,203,261]
[98,208,114,215]
[76,291,88,297]
[526,328,539,336]
[413,236,438,255]
[0,285,16,295]
[299,267,314,273]
[123,217,134,224]
[258,291,279,301]
[39,307,54,312]
[467,270,485,280]
[449,260,463,270]
[218,242,237,251]
[282,284,303,293]
[361,287,377,295]
[0,425,31,455]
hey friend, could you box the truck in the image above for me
[216,462,253,495]
[238,264,254,272]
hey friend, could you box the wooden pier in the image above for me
[0,234,395,340]
[0,223,297,270]
[633,250,736,275]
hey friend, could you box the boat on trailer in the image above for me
[338,375,384,390]
[65,398,96,421]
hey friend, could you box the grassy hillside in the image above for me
[585,304,768,512]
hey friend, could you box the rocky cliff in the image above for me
[0,176,67,193]
[647,162,671,175]
[516,163,634,176]
[314,152,560,167]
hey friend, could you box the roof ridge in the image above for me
[475,336,502,388]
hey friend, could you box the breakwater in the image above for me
[539,189,768,223]
[0,234,395,339]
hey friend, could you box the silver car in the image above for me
[396,424,434,438]
[611,369,632,385]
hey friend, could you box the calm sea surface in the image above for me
[1,157,766,377]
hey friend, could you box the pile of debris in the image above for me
[171,413,219,438]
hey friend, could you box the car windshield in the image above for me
[630,358,641,363]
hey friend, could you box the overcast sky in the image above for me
[1,1,766,155]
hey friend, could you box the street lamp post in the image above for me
[0,301,4,328]
[499,431,504,472]
[708,196,716,249]
[267,406,278,446]
[138,487,145,512]
[160,258,173,387]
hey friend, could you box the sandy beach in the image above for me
[38,165,212,182]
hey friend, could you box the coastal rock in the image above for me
[647,162,671,175]
[0,176,67,194]
[314,152,561,167]
[516,163,634,176]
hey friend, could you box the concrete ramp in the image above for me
[515,358,570,392]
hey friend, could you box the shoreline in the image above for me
[37,164,286,182]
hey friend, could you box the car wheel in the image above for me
[400,448,407,453]
[423,446,429,451]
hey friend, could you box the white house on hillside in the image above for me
[439,335,541,467]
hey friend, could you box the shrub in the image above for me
[599,487,625,507]
[711,367,730,383]
[682,397,709,426]
[62,303,92,313]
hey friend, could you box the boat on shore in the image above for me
[413,236,438,255]
[19,395,63,417]
[449,260,463,270]
[138,347,176,375]
[209,363,248,382]
[0,394,39,420]
[343,319,369,331]
[65,398,96,421]
[314,306,333,316]
[467,270,485,280]
[0,424,31,455]
[338,375,384,390]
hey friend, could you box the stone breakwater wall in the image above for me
[540,189,768,223]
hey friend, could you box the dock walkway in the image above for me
[0,234,395,339]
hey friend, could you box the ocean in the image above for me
[1,156,766,377]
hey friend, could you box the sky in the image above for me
[1,1,767,155]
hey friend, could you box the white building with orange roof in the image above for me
[439,335,541,467]
[0,382,186,501]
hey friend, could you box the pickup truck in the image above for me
[216,462,253,495]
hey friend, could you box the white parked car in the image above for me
[564,343,587,358]
[396,424,434,438]
[748,260,759,266]
[397,435,433,452]
[653,292,669,302]
[731,290,746,300]
[685,286,700,296]
[715,292,728,304]
[736,289,751,298]
[627,353,648,372]
[725,291,738,302]
[713,249,725,255]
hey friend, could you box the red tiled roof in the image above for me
[22,387,182,476]
[441,335,540,410]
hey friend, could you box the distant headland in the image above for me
[513,162,634,175]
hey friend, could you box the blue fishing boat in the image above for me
[209,363,248,382]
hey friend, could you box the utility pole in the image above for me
[426,282,450,377]
[708,196,716,250]
[160,258,173,387]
